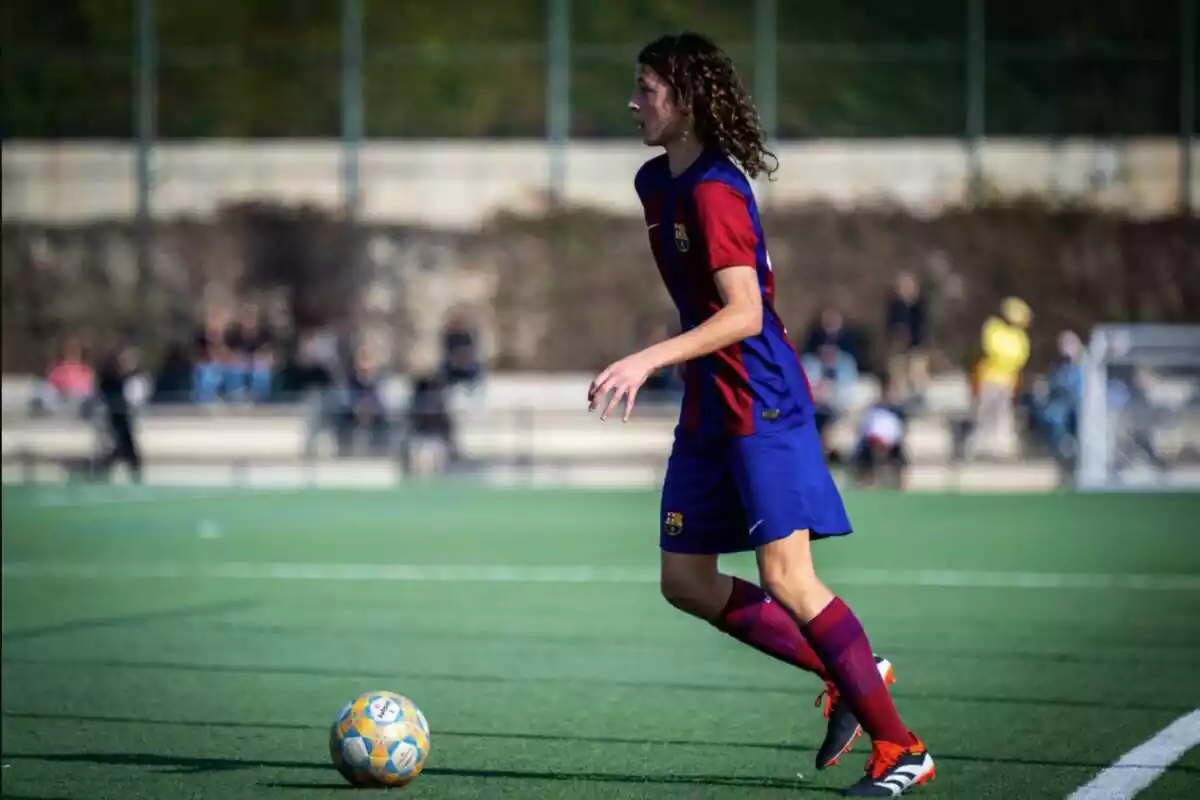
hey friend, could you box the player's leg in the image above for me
[659,550,828,678]
[659,550,727,618]
[758,533,932,796]
[756,532,909,742]
[659,432,827,679]
[734,422,933,793]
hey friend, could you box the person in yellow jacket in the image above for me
[972,297,1032,458]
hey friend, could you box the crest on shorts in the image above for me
[664,511,684,536]
[673,223,690,253]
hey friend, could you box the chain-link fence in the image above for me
[3,0,1195,222]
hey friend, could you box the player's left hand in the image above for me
[588,352,657,422]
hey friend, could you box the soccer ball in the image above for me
[329,691,431,787]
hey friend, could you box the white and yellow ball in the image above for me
[329,691,431,787]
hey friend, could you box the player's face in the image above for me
[629,65,688,147]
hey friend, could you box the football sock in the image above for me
[801,596,911,746]
[713,576,828,679]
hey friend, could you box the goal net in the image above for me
[1076,325,1200,491]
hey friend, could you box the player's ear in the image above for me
[671,90,694,123]
[665,79,687,112]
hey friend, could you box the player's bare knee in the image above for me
[757,538,821,608]
[659,554,724,619]
[660,570,710,616]
[659,574,689,611]
[759,560,818,606]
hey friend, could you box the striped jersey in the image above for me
[635,149,813,436]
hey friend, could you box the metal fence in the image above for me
[3,0,1196,218]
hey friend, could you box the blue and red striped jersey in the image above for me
[635,150,813,436]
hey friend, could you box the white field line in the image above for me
[2,562,1199,591]
[1066,709,1200,800]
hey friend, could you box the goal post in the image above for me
[1076,324,1200,492]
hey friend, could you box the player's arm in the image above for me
[640,266,762,369]
[589,268,761,421]
[589,181,762,421]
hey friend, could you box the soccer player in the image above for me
[587,33,935,797]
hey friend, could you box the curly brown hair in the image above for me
[637,32,778,180]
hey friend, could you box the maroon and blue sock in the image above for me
[713,577,828,679]
[801,596,911,746]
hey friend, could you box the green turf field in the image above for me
[3,485,1199,799]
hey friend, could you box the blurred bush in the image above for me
[3,199,1197,375]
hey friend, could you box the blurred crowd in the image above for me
[637,270,1122,487]
[30,269,1159,484]
[31,301,485,471]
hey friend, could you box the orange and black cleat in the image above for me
[842,735,935,797]
[815,656,896,770]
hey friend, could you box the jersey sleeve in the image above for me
[692,181,758,272]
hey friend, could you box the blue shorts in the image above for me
[660,417,852,554]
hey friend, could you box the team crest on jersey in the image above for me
[664,511,684,536]
[673,223,690,253]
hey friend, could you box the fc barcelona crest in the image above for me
[664,511,684,536]
[673,223,690,253]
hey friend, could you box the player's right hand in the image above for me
[588,352,656,422]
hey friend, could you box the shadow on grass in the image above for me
[3,655,1194,715]
[287,767,830,791]
[3,709,811,753]
[3,751,323,774]
[205,621,1200,668]
[2,598,259,643]
[267,766,828,792]
[6,711,1198,774]
[0,752,827,792]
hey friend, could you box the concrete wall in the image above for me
[4,138,1195,228]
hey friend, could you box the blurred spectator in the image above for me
[971,297,1032,458]
[193,306,235,404]
[852,375,909,490]
[441,309,483,390]
[801,307,867,373]
[801,343,859,457]
[226,303,275,402]
[150,342,194,405]
[284,329,339,397]
[402,370,460,474]
[33,338,94,413]
[335,347,390,456]
[884,272,929,402]
[291,329,343,458]
[1024,331,1084,462]
[95,346,142,483]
